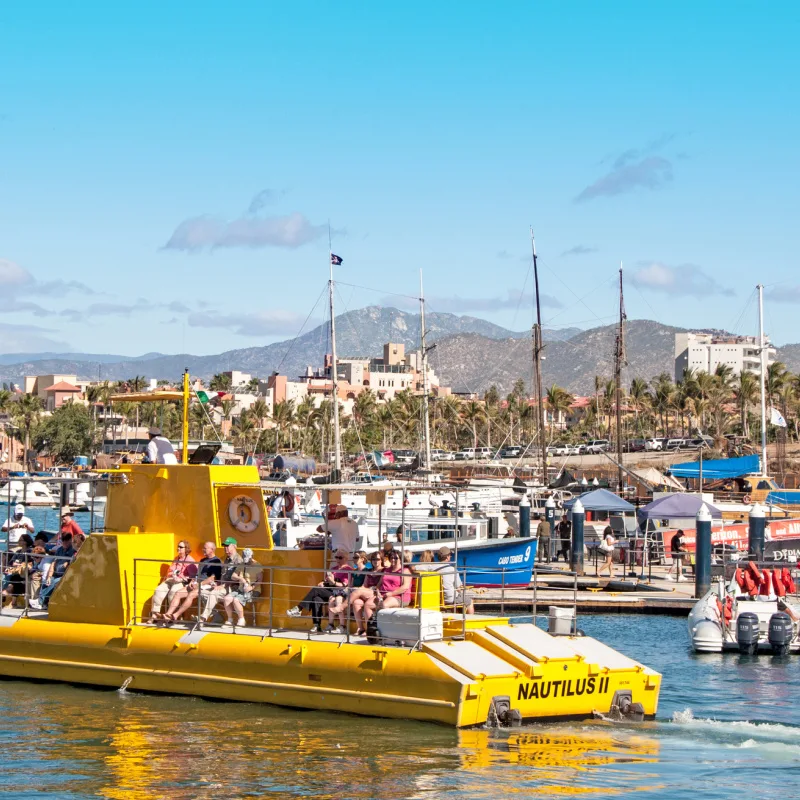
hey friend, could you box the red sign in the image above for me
[661,518,800,553]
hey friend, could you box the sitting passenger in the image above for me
[285,549,352,633]
[437,546,475,614]
[326,549,356,634]
[349,551,382,634]
[33,532,76,609]
[164,541,221,622]
[222,547,262,628]
[199,537,242,623]
[376,550,413,610]
[147,540,197,622]
[419,550,434,563]
[2,534,34,606]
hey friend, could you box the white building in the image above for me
[674,332,776,382]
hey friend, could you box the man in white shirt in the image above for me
[2,504,34,545]
[145,427,178,465]
[317,505,359,555]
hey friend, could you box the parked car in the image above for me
[475,447,493,459]
[624,438,647,452]
[644,437,664,451]
[430,449,455,461]
[583,439,610,454]
[664,438,684,451]
[391,449,417,464]
[498,446,523,458]
[456,448,476,460]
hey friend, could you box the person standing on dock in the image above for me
[555,516,571,563]
[597,525,616,578]
[536,515,551,563]
[145,428,178,465]
[670,529,687,582]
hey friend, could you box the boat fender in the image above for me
[759,568,772,598]
[228,495,260,533]
[736,611,760,655]
[772,569,786,598]
[746,561,761,585]
[767,612,793,657]
[781,568,796,594]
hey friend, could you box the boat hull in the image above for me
[0,614,660,727]
[453,537,537,587]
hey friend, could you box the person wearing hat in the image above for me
[198,536,242,623]
[222,547,262,628]
[315,505,358,557]
[60,506,85,540]
[2,504,34,545]
[144,427,178,465]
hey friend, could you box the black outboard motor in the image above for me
[768,612,793,656]
[736,612,760,655]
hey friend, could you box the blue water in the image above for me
[0,614,797,798]
[0,506,100,538]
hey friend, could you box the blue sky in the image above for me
[1,2,798,357]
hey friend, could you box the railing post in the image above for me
[500,567,506,615]
[748,503,766,561]
[570,499,585,576]
[695,503,712,598]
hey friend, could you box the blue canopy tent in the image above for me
[638,493,722,520]
[563,488,635,514]
[668,454,760,481]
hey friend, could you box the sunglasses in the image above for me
[177,545,186,549]
[334,554,347,559]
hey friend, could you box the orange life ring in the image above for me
[743,495,751,504]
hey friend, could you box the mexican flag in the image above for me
[197,390,223,404]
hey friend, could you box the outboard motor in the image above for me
[768,612,793,657]
[736,612,760,655]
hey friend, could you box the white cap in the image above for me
[572,498,585,514]
[545,496,556,508]
[580,477,588,486]
[14,504,24,515]
[592,477,599,486]
[696,502,712,522]
[519,494,530,507]
[285,476,297,488]
[749,502,765,519]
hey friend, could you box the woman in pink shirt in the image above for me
[147,540,197,622]
[378,551,413,608]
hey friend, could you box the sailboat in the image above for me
[265,253,538,585]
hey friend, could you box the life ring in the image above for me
[228,495,260,533]
[743,495,751,505]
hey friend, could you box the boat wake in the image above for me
[670,708,800,758]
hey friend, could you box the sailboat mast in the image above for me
[419,270,432,472]
[614,265,626,491]
[530,228,547,486]
[758,283,767,474]
[329,250,342,479]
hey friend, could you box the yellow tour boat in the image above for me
[0,375,661,727]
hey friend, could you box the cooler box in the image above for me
[548,606,575,636]
[376,608,444,643]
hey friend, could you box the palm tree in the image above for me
[628,377,651,435]
[460,401,484,450]
[189,403,207,439]
[714,363,735,389]
[767,361,787,408]
[272,400,295,451]
[352,389,377,428]
[734,370,759,440]
[232,409,255,453]
[652,373,674,435]
[12,394,44,451]
[209,373,232,392]
[545,384,573,438]
[250,398,269,430]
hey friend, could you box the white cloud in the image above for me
[0,259,33,288]
[384,289,563,313]
[0,322,71,354]
[631,262,734,297]
[561,245,598,257]
[576,157,673,203]
[187,309,314,337]
[765,286,800,304]
[163,211,326,252]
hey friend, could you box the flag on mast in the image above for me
[330,253,343,265]
[770,406,787,428]
[197,390,223,404]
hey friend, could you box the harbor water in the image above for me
[0,611,797,798]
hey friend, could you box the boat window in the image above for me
[756,480,773,490]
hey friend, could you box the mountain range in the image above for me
[1,306,798,396]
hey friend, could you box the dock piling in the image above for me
[570,499,585,576]
[747,503,766,561]
[695,503,712,598]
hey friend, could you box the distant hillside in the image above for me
[0,307,580,384]
[431,319,687,395]
[776,343,800,374]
